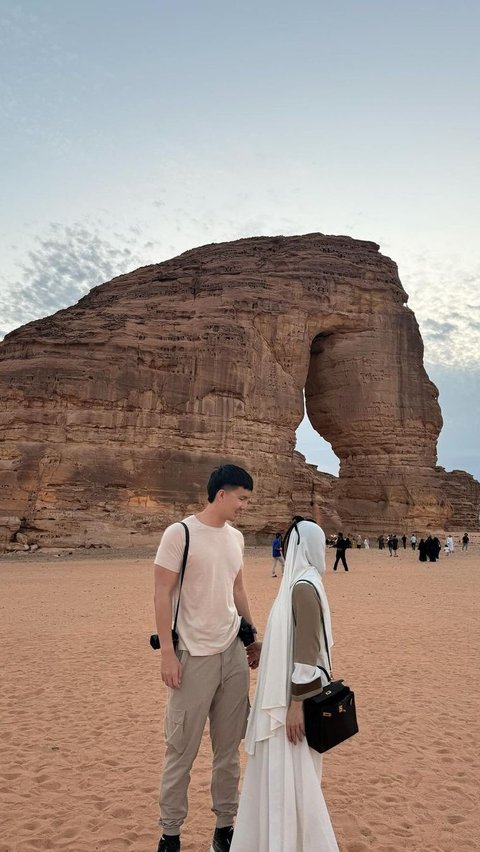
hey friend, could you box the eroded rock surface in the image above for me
[0,233,478,548]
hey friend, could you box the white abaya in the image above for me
[231,521,339,852]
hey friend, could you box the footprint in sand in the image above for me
[447,814,466,824]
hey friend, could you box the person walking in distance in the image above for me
[462,532,469,551]
[333,532,349,571]
[271,532,285,577]
[410,533,417,550]
[391,534,399,558]
[401,534,407,549]
[153,465,260,852]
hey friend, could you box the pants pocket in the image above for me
[164,709,186,754]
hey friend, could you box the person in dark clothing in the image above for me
[418,539,428,561]
[425,535,436,562]
[333,532,349,571]
[401,534,407,549]
[433,536,441,560]
[391,535,399,557]
[377,534,385,549]
[462,532,469,551]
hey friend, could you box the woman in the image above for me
[231,518,339,852]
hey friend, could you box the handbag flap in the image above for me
[309,679,349,705]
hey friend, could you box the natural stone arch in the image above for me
[0,233,478,550]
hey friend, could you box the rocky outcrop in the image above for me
[0,233,478,549]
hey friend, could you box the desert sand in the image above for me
[0,543,479,852]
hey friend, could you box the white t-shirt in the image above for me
[154,514,244,656]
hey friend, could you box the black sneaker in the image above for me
[157,835,180,852]
[210,825,234,852]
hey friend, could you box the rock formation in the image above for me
[0,233,478,550]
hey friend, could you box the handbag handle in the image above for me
[172,522,190,635]
[292,580,333,679]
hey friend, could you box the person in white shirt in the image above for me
[154,465,258,852]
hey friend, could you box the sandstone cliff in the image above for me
[0,234,478,549]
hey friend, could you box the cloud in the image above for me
[0,221,151,337]
[401,254,480,370]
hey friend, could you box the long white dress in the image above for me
[231,522,339,852]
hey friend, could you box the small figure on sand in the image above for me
[333,532,349,571]
[271,531,285,577]
[462,532,469,551]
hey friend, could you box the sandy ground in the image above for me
[0,543,479,852]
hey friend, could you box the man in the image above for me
[333,531,349,571]
[401,533,407,549]
[154,464,259,852]
[391,534,399,557]
[462,532,469,551]
[271,532,285,576]
[410,533,417,550]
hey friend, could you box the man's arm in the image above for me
[234,568,262,668]
[154,564,182,689]
[233,568,254,624]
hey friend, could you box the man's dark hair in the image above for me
[207,464,254,502]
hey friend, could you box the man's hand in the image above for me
[161,648,182,689]
[286,700,305,744]
[246,640,262,669]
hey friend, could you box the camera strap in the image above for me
[172,521,190,635]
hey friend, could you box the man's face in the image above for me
[217,486,252,521]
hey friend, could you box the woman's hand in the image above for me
[286,700,305,744]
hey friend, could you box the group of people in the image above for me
[154,465,339,852]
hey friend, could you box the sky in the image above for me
[0,0,479,479]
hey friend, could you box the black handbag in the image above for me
[293,581,359,753]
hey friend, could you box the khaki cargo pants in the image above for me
[160,637,250,835]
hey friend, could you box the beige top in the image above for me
[291,581,326,701]
[154,514,244,656]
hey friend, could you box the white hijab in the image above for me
[245,520,334,755]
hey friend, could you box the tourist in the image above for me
[425,535,442,562]
[410,533,417,550]
[462,532,469,551]
[391,534,399,557]
[446,534,454,554]
[230,518,339,852]
[153,464,258,852]
[387,535,394,556]
[271,532,285,577]
[418,538,428,562]
[377,534,385,549]
[401,534,407,549]
[364,537,370,549]
[333,532,349,572]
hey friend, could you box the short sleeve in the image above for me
[154,523,187,573]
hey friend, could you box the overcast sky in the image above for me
[1,0,479,479]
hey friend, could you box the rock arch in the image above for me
[0,234,478,549]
